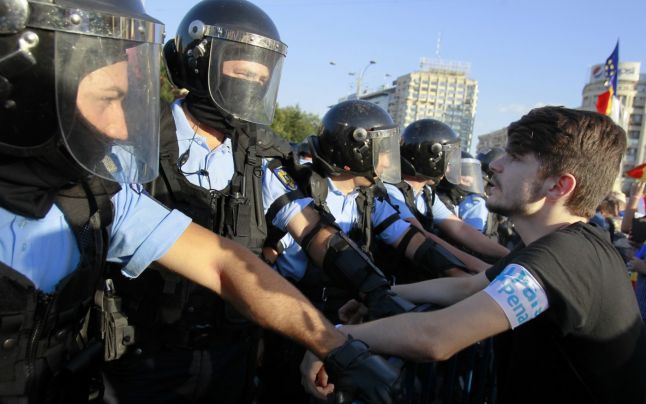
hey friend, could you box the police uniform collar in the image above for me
[327,177,361,197]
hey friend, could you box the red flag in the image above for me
[625,163,646,181]
[596,90,612,115]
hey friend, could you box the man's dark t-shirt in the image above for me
[486,222,646,403]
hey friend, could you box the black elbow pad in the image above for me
[414,238,467,278]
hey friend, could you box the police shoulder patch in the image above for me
[273,166,298,191]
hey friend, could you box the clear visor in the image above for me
[443,143,462,184]
[55,32,160,183]
[459,158,485,195]
[372,128,401,184]
[208,38,284,125]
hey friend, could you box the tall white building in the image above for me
[581,62,646,187]
[343,58,479,152]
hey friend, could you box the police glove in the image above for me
[325,337,403,404]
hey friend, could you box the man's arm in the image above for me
[405,216,489,273]
[301,286,509,397]
[392,271,489,306]
[621,182,645,234]
[157,222,345,358]
[439,215,509,258]
[342,290,510,361]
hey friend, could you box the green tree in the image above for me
[271,105,320,143]
[160,59,187,103]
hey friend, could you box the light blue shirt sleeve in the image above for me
[431,191,454,224]
[262,159,312,231]
[372,198,410,245]
[458,194,489,232]
[109,184,192,278]
[0,185,191,293]
[384,183,414,220]
[0,205,80,293]
[274,233,309,282]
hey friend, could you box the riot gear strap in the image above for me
[396,226,419,257]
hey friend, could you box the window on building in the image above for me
[630,114,643,126]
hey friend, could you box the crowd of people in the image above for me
[1,0,645,403]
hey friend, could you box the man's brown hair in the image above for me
[507,106,627,217]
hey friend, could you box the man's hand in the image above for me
[338,299,368,324]
[300,350,334,400]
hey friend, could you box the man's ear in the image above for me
[545,173,576,202]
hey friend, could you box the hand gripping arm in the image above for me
[324,337,403,404]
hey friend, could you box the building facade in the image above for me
[476,128,507,155]
[581,62,646,187]
[343,58,479,152]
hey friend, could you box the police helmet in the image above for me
[310,100,401,184]
[164,0,286,125]
[0,0,164,184]
[477,147,505,179]
[400,119,461,184]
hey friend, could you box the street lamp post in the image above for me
[354,60,376,98]
[329,60,377,99]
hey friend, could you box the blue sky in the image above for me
[147,0,646,149]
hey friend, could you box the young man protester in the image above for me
[302,106,646,403]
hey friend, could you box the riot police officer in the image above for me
[385,119,508,273]
[0,1,401,403]
[275,101,469,302]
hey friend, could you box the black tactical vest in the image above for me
[270,165,398,322]
[0,179,118,403]
[391,181,435,231]
[108,103,293,350]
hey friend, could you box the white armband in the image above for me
[484,263,549,329]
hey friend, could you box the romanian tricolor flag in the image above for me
[595,42,619,115]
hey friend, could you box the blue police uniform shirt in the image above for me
[0,184,192,293]
[458,193,489,232]
[384,182,453,225]
[274,178,411,281]
[171,100,311,230]
[171,100,234,191]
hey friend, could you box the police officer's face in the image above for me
[76,60,129,140]
[375,151,392,178]
[222,60,270,85]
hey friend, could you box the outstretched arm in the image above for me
[157,222,345,358]
[405,216,489,273]
[392,271,489,306]
[439,215,509,258]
